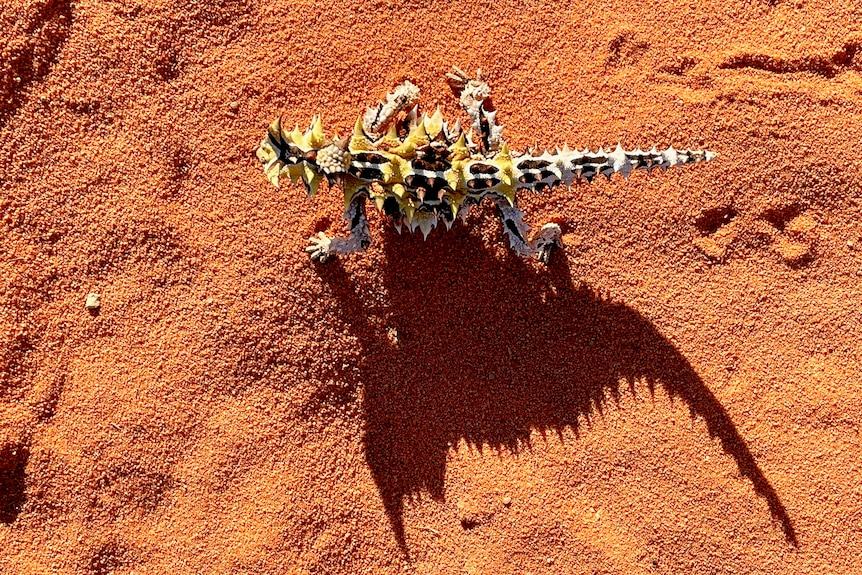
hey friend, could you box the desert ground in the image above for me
[1,0,861,573]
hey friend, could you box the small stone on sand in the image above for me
[85,293,101,310]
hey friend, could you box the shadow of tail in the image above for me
[360,283,797,552]
[648,344,798,545]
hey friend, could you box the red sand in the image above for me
[2,0,861,572]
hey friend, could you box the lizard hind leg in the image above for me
[493,197,562,265]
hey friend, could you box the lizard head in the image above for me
[256,115,350,197]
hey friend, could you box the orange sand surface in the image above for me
[2,0,862,573]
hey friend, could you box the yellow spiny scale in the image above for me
[257,67,716,264]
[444,190,467,218]
[267,117,282,141]
[383,154,408,184]
[302,164,322,197]
[448,132,470,161]
[286,164,302,184]
[256,139,275,161]
[289,124,303,146]
[265,163,281,188]
[389,121,428,158]
[424,107,445,139]
[349,117,375,151]
[368,184,387,204]
[491,142,516,205]
[378,123,402,149]
[304,115,326,149]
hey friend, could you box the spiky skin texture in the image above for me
[256,68,716,264]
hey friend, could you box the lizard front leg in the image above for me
[362,80,420,137]
[307,191,371,263]
[492,196,562,265]
[446,66,504,154]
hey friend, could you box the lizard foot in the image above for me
[306,231,334,263]
[535,223,563,265]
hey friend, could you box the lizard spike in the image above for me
[663,146,678,169]
[483,109,504,151]
[301,164,322,197]
[331,132,348,151]
[416,211,437,240]
[445,65,470,92]
[446,193,464,219]
[403,203,415,228]
[289,124,303,146]
[424,106,445,138]
[266,115,283,141]
[349,117,375,151]
[444,118,462,142]
[608,142,631,179]
[449,132,470,161]
[497,142,511,160]
[304,115,325,149]
[465,129,476,150]
[264,163,281,188]
[390,120,428,157]
[405,105,420,129]
[379,122,401,149]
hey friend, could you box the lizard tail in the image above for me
[513,144,717,192]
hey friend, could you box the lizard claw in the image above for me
[306,231,334,263]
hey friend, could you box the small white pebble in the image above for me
[386,326,399,346]
[85,293,101,310]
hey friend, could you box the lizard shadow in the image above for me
[314,222,797,553]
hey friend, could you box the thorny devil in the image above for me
[256,67,716,264]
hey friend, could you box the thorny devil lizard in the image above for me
[256,67,716,264]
